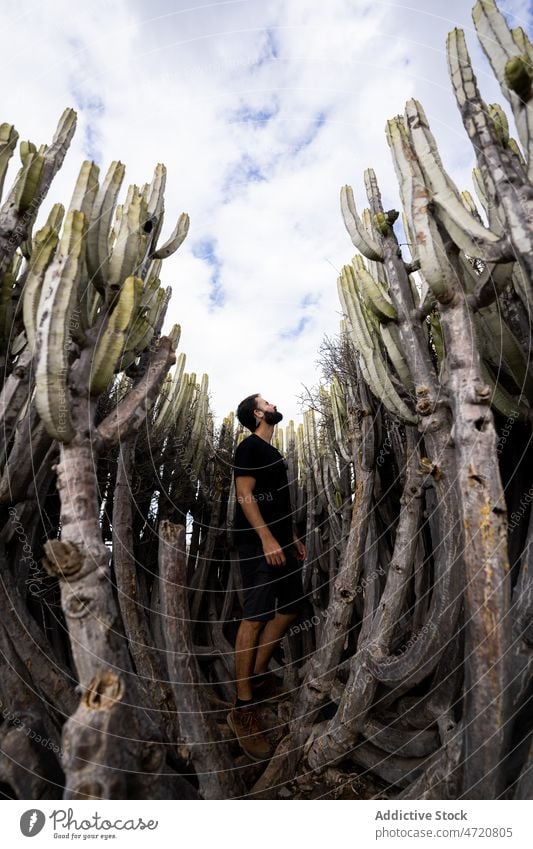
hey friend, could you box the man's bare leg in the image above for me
[234,619,266,699]
[253,611,298,675]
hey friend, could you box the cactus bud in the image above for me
[373,212,390,235]
[488,103,509,147]
[373,210,399,235]
[504,55,533,101]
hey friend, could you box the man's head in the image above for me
[237,393,283,432]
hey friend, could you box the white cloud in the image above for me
[2,0,531,429]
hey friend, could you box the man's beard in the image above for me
[264,410,283,426]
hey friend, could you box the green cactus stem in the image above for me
[86,160,125,294]
[340,185,384,262]
[0,123,19,201]
[22,218,62,354]
[151,212,190,260]
[90,275,139,395]
[35,210,86,442]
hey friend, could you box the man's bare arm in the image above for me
[235,476,286,566]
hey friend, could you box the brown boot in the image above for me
[227,702,275,762]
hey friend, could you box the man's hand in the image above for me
[293,536,306,561]
[262,534,286,567]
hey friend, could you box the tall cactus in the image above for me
[0,106,204,799]
[253,0,532,801]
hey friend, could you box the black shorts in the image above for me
[237,541,304,622]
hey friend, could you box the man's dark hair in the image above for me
[237,393,260,432]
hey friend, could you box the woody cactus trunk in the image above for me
[0,0,532,801]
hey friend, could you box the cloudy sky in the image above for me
[3,0,532,428]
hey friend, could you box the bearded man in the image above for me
[227,393,306,762]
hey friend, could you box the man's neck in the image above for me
[253,423,274,444]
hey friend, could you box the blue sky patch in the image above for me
[250,28,279,71]
[279,314,312,340]
[69,82,105,162]
[229,101,279,126]
[192,238,226,308]
[222,154,266,198]
[83,123,102,163]
[300,292,320,309]
[291,111,327,157]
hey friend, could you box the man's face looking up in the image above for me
[254,395,283,427]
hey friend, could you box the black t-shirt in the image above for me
[233,433,294,549]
